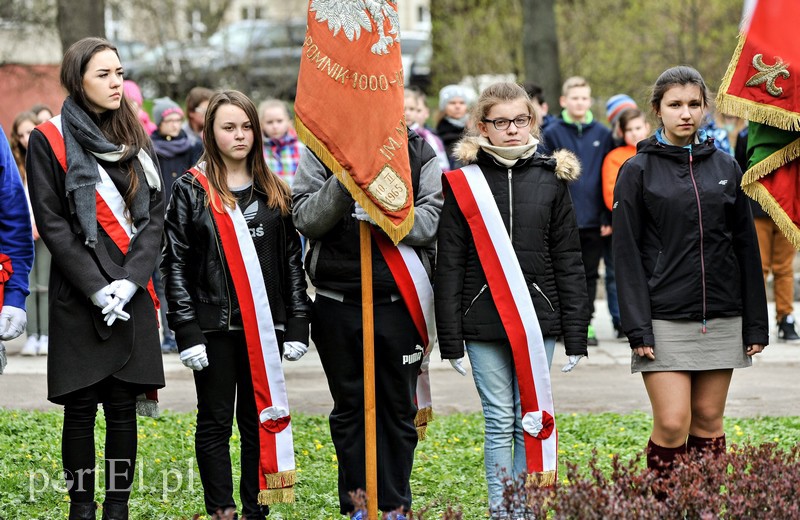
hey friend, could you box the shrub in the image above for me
[404,443,800,519]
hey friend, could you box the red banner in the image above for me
[294,1,413,243]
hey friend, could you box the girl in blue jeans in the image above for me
[434,82,588,519]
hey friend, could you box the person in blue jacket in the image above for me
[0,124,34,373]
[543,76,613,346]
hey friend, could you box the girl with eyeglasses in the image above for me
[434,82,588,519]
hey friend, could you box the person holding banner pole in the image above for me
[26,37,165,520]
[162,90,310,519]
[292,128,442,518]
[435,82,587,519]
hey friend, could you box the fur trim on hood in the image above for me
[453,135,581,182]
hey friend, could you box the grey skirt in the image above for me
[631,317,752,373]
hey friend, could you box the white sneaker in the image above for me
[37,335,49,356]
[21,335,39,356]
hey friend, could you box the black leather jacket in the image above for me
[162,173,311,351]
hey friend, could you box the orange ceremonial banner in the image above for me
[294,0,413,244]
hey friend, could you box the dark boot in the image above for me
[646,439,686,501]
[211,507,238,520]
[101,502,128,520]
[778,315,800,342]
[68,502,97,520]
[687,433,726,457]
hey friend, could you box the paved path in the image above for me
[2,301,799,417]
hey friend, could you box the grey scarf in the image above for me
[61,97,161,247]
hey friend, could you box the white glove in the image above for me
[180,344,209,371]
[111,279,138,309]
[105,280,139,326]
[352,202,376,225]
[450,358,467,376]
[283,341,308,361]
[90,281,129,325]
[561,354,585,373]
[0,306,27,340]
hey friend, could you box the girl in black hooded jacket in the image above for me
[612,66,768,483]
[435,82,588,518]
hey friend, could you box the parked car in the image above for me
[124,40,212,99]
[202,19,307,99]
[400,31,432,92]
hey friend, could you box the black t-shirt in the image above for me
[227,183,285,328]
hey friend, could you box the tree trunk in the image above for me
[56,0,106,53]
[522,0,561,115]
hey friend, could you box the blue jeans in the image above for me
[603,236,620,327]
[465,336,556,510]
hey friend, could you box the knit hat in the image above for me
[439,84,474,111]
[605,94,638,125]
[152,97,185,127]
[123,80,144,106]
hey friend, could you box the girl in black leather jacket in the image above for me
[161,90,310,519]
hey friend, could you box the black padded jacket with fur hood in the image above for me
[435,136,589,358]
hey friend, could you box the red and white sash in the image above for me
[37,117,161,311]
[189,167,295,504]
[38,116,161,414]
[372,230,435,439]
[444,164,557,485]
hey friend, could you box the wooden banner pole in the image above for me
[360,221,379,520]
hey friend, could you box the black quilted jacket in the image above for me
[435,138,589,358]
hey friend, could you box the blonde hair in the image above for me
[468,82,539,139]
[561,76,590,96]
[258,98,292,121]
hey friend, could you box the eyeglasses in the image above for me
[481,115,533,131]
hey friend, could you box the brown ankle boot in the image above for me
[211,507,238,520]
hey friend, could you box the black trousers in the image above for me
[193,330,282,519]
[312,295,422,514]
[578,227,604,322]
[62,377,139,505]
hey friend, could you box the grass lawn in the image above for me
[1,409,799,519]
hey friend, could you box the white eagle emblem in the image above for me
[310,0,400,55]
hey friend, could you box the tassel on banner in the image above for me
[716,34,800,133]
[259,469,296,504]
[258,486,295,505]
[295,119,415,245]
[414,406,434,441]
[526,470,556,488]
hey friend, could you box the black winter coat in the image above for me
[612,134,768,349]
[435,137,589,358]
[27,129,165,403]
[161,172,311,352]
[151,130,203,199]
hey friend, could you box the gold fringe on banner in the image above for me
[741,138,800,185]
[526,470,556,488]
[258,486,295,505]
[741,138,800,250]
[264,469,296,489]
[716,33,800,132]
[257,470,296,504]
[414,406,434,440]
[296,117,415,245]
[744,179,800,250]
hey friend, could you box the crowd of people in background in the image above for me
[1,34,798,520]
